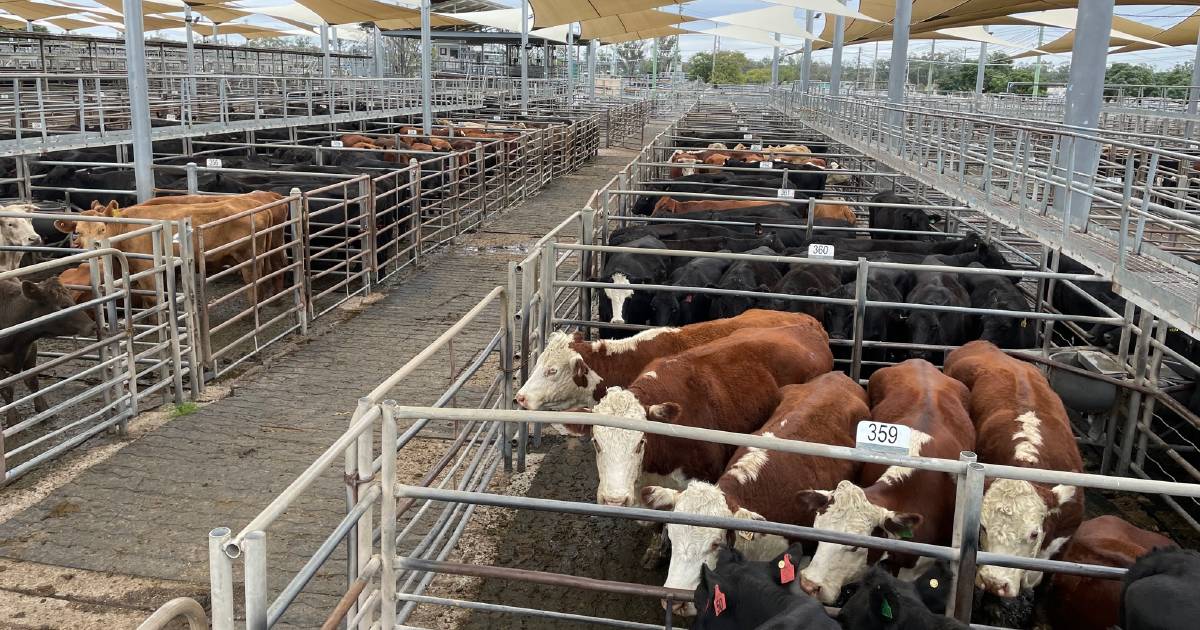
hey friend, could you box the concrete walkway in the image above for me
[0,148,637,629]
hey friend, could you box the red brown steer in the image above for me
[1040,516,1176,630]
[641,372,870,614]
[585,322,833,509]
[653,197,784,215]
[796,359,975,605]
[944,340,1084,598]
[514,309,818,411]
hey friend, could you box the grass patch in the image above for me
[171,402,200,417]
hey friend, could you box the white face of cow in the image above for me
[977,478,1075,597]
[604,273,634,325]
[0,206,41,270]
[591,388,652,506]
[514,331,600,411]
[642,482,764,616]
[798,480,921,605]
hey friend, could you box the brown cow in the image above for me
[54,192,287,305]
[797,359,976,605]
[1039,516,1176,630]
[653,197,784,215]
[642,372,870,613]
[668,150,703,178]
[944,340,1084,598]
[340,134,378,147]
[815,197,857,224]
[514,309,818,411]
[584,321,833,508]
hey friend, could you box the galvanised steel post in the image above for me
[1188,27,1200,116]
[420,0,433,136]
[830,1,846,96]
[588,39,597,98]
[184,6,196,80]
[208,527,235,630]
[374,25,386,78]
[122,0,154,203]
[951,462,986,623]
[927,39,936,92]
[520,0,529,113]
[771,32,780,86]
[1031,25,1046,97]
[888,0,913,106]
[321,23,331,78]
[974,34,988,100]
[710,35,719,85]
[800,10,813,96]
[1057,0,1113,230]
[568,24,576,103]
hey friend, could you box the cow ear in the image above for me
[647,402,681,423]
[1049,485,1076,511]
[89,200,103,211]
[571,356,589,383]
[795,489,832,518]
[883,513,923,539]
[53,220,77,234]
[641,486,679,510]
[104,200,119,216]
[20,280,43,300]
[571,331,584,343]
[734,507,765,521]
[871,584,898,621]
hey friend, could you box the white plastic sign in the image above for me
[166,114,177,121]
[30,121,42,129]
[855,421,912,456]
[493,115,502,120]
[206,158,222,168]
[807,243,835,259]
[758,161,773,169]
[750,144,763,151]
[776,189,795,199]
[331,140,344,147]
[743,133,753,140]
[408,129,418,135]
[738,126,749,132]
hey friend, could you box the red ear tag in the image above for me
[779,554,796,584]
[713,584,727,616]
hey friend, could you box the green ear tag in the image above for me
[899,527,914,540]
[880,598,894,620]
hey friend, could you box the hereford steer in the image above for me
[0,204,42,272]
[797,359,975,605]
[943,340,1084,598]
[1040,516,1176,630]
[515,310,812,411]
[587,322,832,508]
[642,373,870,607]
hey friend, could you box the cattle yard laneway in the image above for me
[0,144,644,628]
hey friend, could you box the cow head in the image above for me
[977,478,1075,597]
[590,388,677,507]
[17,277,95,338]
[604,273,634,325]
[0,204,42,250]
[54,201,119,249]
[514,331,600,411]
[796,480,923,605]
[642,481,765,616]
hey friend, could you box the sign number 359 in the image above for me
[855,421,912,455]
[866,422,900,444]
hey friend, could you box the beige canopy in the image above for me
[578,8,695,41]
[529,0,684,28]
[0,0,78,21]
[601,25,690,44]
[294,0,459,27]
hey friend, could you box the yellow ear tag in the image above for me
[737,530,754,542]
[929,578,940,589]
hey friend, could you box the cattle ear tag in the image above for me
[713,584,726,616]
[928,578,939,589]
[737,529,754,542]
[1020,319,1028,328]
[899,526,914,540]
[880,597,894,620]
[778,554,796,584]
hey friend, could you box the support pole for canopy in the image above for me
[25,20,31,32]
[888,0,913,107]
[1058,0,1114,230]
[974,33,988,100]
[122,0,153,203]
[568,25,576,103]
[374,25,385,78]
[320,22,330,78]
[830,0,846,96]
[1189,27,1200,116]
[800,10,813,96]
[871,41,879,91]
[927,39,936,93]
[420,0,433,135]
[184,5,196,91]
[710,35,718,85]
[770,32,780,86]
[652,35,659,90]
[1032,25,1045,97]
[520,0,529,113]
[588,39,597,98]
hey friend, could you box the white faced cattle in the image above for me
[797,359,975,605]
[587,320,832,509]
[0,204,42,272]
[641,372,870,607]
[944,340,1083,598]
[514,309,815,411]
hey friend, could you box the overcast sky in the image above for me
[23,1,1200,70]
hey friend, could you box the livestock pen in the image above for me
[182,96,1200,630]
[0,98,615,482]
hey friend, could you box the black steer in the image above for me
[905,268,972,360]
[649,253,732,326]
[839,567,968,630]
[963,263,1035,348]
[1121,548,1200,630]
[691,548,838,630]
[707,245,783,320]
[867,191,934,240]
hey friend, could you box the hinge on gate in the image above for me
[345,472,376,486]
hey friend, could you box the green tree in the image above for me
[614,40,646,76]
[685,50,749,84]
[1105,62,1154,87]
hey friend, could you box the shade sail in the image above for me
[1111,9,1200,54]
[296,0,443,26]
[0,14,26,28]
[932,25,1044,50]
[1008,12,1166,57]
[44,16,103,30]
[0,1,78,20]
[529,0,683,28]
[579,8,694,40]
[1011,9,1165,48]
[766,0,881,23]
[695,25,808,48]
[530,24,572,43]
[191,5,252,24]
[194,22,286,36]
[434,8,522,31]
[708,5,818,39]
[600,24,688,44]
[90,0,182,15]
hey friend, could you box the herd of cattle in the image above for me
[514,311,1196,629]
